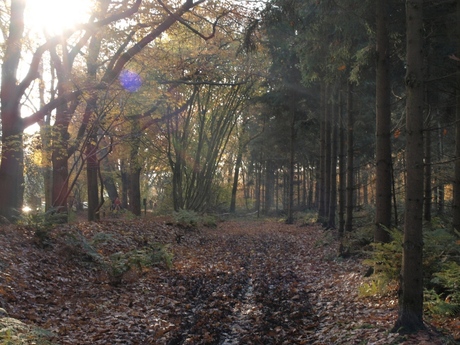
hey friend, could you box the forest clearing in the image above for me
[0,217,458,345]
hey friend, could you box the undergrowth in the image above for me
[0,315,56,345]
[60,230,173,286]
[359,217,460,316]
[173,209,217,228]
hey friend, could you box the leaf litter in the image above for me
[0,217,458,344]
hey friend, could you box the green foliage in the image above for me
[61,230,172,286]
[314,230,335,248]
[298,210,318,224]
[424,289,460,317]
[431,262,460,310]
[173,209,200,227]
[172,209,217,228]
[363,227,403,282]
[359,275,393,298]
[15,209,68,248]
[0,316,56,345]
[362,218,460,315]
[424,227,460,277]
[106,244,172,285]
[61,231,104,264]
[347,223,374,250]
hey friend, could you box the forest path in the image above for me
[0,218,452,344]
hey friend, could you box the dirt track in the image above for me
[0,219,454,344]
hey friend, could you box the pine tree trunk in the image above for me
[338,91,346,236]
[324,90,332,227]
[328,93,338,229]
[345,82,354,232]
[286,112,296,224]
[375,0,393,243]
[318,84,327,223]
[453,0,460,231]
[393,0,425,333]
[424,119,432,222]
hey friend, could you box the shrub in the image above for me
[106,244,173,285]
[429,261,460,315]
[0,315,56,345]
[15,208,68,248]
[173,209,217,228]
[173,209,200,228]
[361,218,460,315]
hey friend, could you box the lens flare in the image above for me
[119,70,142,92]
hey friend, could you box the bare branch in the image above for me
[157,0,225,41]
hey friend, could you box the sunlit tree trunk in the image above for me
[0,0,26,220]
[393,0,425,333]
[230,149,243,213]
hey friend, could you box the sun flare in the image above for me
[25,0,92,36]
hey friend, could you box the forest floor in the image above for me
[0,216,459,345]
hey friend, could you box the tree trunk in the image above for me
[345,82,354,232]
[338,90,346,236]
[128,118,142,216]
[375,0,392,243]
[424,119,432,222]
[230,150,242,213]
[128,168,142,216]
[86,140,99,221]
[437,122,445,215]
[324,90,332,227]
[0,0,26,220]
[374,0,392,234]
[328,93,338,229]
[453,0,460,231]
[393,0,425,333]
[286,112,296,224]
[264,159,275,215]
[374,0,391,239]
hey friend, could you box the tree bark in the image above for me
[393,0,425,333]
[86,139,99,221]
[286,112,296,224]
[318,84,326,222]
[345,82,354,232]
[375,0,392,243]
[0,0,26,220]
[374,0,391,243]
[453,0,460,231]
[338,90,346,236]
[230,150,243,213]
[328,92,338,229]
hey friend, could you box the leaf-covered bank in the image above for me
[0,218,457,344]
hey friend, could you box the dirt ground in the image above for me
[0,218,458,344]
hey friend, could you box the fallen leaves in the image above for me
[0,218,458,344]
